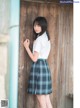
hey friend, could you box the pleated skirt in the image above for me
[27,59,52,94]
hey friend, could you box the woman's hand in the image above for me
[23,39,39,62]
[23,39,30,49]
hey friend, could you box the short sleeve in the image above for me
[33,37,41,53]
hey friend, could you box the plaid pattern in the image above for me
[27,59,52,94]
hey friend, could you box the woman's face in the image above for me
[34,23,42,34]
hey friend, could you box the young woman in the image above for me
[23,16,53,108]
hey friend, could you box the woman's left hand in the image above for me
[23,39,30,49]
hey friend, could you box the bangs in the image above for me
[33,21,40,26]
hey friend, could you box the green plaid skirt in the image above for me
[27,59,52,94]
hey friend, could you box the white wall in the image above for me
[0,0,10,100]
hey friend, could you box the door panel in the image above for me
[19,1,73,108]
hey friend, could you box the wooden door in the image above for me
[19,1,73,108]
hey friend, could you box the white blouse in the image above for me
[33,32,51,59]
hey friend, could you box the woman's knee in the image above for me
[36,95,45,100]
[36,95,47,108]
[45,95,53,108]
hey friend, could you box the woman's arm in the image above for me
[23,39,39,62]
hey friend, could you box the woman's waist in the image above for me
[38,58,47,61]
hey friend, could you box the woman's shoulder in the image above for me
[35,32,50,44]
[36,32,47,40]
[35,35,43,42]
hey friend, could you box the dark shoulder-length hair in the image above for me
[33,16,50,40]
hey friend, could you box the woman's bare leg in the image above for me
[45,95,53,108]
[36,95,47,108]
